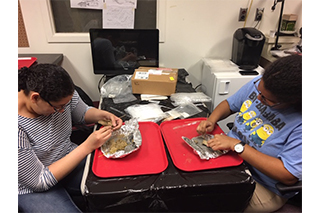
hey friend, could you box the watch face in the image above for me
[235,144,244,153]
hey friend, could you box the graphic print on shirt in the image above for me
[233,91,286,148]
[237,100,254,124]
[245,117,263,131]
[237,110,257,124]
[240,100,252,114]
[249,124,274,147]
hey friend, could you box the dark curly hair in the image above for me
[18,64,75,102]
[262,55,302,111]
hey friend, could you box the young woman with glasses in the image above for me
[18,64,123,212]
[197,55,302,212]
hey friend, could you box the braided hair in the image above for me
[18,64,75,102]
[262,55,302,111]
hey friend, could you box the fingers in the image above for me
[86,126,113,151]
[208,134,239,151]
[196,120,214,135]
[207,138,219,150]
[100,125,113,134]
[196,121,206,134]
[208,134,223,150]
[109,117,117,128]
[207,137,225,151]
[113,118,123,130]
[105,115,123,130]
[98,125,112,132]
[97,126,113,143]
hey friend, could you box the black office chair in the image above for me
[274,182,302,212]
[276,181,302,195]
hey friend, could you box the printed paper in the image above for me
[70,0,103,9]
[103,6,135,29]
[106,0,137,8]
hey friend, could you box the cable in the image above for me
[98,74,106,93]
[254,19,261,28]
[243,0,253,27]
[194,84,202,91]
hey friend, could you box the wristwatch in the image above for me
[234,141,246,154]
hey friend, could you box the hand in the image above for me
[100,111,123,130]
[85,126,113,151]
[108,114,123,130]
[196,120,214,135]
[207,134,240,151]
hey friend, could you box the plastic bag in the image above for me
[164,103,202,121]
[100,75,137,103]
[125,103,166,122]
[113,88,137,104]
[170,92,212,106]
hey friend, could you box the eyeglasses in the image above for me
[253,78,281,108]
[43,98,71,112]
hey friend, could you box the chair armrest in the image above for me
[226,122,234,130]
[276,181,302,194]
[71,124,95,145]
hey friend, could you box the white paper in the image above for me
[134,71,149,80]
[140,94,168,101]
[148,69,163,75]
[70,0,103,9]
[18,57,32,60]
[103,6,135,29]
[106,0,137,8]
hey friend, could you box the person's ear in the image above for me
[30,92,41,103]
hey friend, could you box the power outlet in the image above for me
[255,8,264,21]
[238,8,248,22]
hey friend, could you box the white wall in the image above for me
[159,0,302,85]
[18,0,302,101]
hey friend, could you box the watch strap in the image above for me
[240,141,246,146]
[234,141,246,154]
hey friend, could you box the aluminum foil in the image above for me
[101,118,142,159]
[182,135,228,160]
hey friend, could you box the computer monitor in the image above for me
[89,28,159,76]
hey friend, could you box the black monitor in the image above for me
[89,28,159,76]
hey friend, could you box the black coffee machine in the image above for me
[231,27,265,74]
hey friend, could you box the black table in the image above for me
[81,70,255,212]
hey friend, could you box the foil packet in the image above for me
[101,118,142,158]
[182,135,228,160]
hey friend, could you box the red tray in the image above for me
[18,57,37,69]
[92,122,168,178]
[160,118,243,172]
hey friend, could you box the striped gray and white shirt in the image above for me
[18,91,91,195]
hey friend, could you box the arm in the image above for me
[52,96,122,181]
[207,134,298,185]
[50,106,123,180]
[239,143,298,185]
[71,91,123,130]
[18,125,112,190]
[200,77,259,132]
[19,122,113,188]
[197,100,234,134]
[48,126,113,181]
[207,100,234,124]
[84,107,123,130]
[19,127,57,191]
